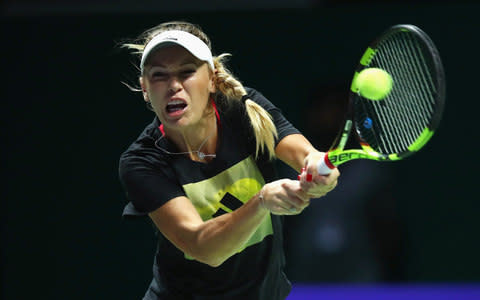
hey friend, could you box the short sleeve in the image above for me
[119,153,185,219]
[246,88,301,144]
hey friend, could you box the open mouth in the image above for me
[166,100,187,115]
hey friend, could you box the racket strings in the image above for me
[379,36,429,150]
[356,30,438,155]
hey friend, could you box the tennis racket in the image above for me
[317,24,446,175]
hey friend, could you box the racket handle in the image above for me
[317,152,335,175]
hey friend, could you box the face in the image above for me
[140,45,216,131]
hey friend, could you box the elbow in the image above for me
[207,256,228,267]
[188,239,228,267]
[205,260,224,268]
[192,252,227,268]
[187,226,230,267]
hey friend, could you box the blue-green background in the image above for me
[2,1,479,298]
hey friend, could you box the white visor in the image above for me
[140,30,214,74]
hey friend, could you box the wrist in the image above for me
[257,187,268,212]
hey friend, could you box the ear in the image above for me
[208,68,217,94]
[139,77,149,101]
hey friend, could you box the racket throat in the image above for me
[338,120,352,149]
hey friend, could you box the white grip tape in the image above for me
[317,153,334,175]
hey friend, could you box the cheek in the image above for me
[191,67,214,92]
[187,75,211,97]
[146,83,167,100]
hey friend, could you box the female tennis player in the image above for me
[118,21,340,300]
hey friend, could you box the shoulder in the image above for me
[120,117,161,159]
[214,87,273,113]
[244,87,278,111]
[118,117,168,182]
[118,122,183,215]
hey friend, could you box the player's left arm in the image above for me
[275,134,315,172]
[275,134,339,197]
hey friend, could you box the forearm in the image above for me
[275,134,319,172]
[150,178,310,267]
[190,193,269,267]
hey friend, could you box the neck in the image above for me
[183,115,217,153]
[167,112,218,161]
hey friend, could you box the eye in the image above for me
[151,71,167,79]
[180,69,196,77]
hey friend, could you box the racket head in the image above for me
[348,24,446,161]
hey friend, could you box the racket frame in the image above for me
[320,24,446,173]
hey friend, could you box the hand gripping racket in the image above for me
[317,24,446,175]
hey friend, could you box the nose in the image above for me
[167,76,182,94]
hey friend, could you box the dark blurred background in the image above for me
[2,0,479,299]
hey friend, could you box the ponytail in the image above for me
[214,54,278,160]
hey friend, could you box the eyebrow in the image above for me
[148,57,201,69]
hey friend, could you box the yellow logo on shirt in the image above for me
[182,156,273,259]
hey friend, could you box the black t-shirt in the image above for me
[119,88,300,300]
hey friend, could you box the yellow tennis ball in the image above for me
[355,68,393,100]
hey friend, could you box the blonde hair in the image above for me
[122,21,278,159]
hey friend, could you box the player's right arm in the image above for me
[148,179,309,267]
